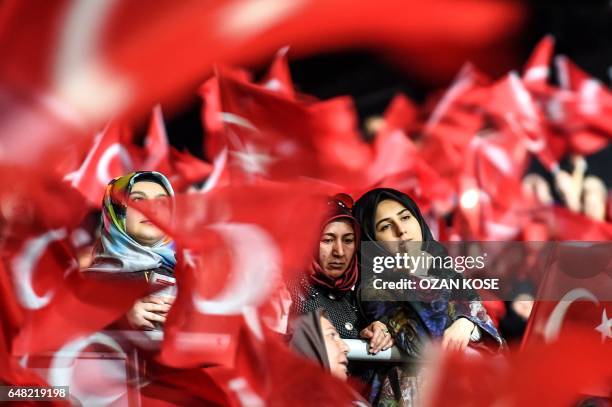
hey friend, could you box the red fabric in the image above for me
[145,184,329,368]
[204,69,370,186]
[0,167,150,355]
[261,46,295,100]
[425,330,611,407]
[144,106,213,191]
[522,35,554,89]
[64,120,136,206]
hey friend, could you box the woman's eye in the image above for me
[380,224,390,232]
[131,196,143,202]
[401,215,411,222]
[344,239,354,245]
[321,239,332,244]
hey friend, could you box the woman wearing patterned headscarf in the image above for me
[353,188,504,406]
[86,171,176,330]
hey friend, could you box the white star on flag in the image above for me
[230,142,274,175]
[595,309,612,342]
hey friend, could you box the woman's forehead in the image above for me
[130,180,168,195]
[323,219,354,233]
[375,199,407,216]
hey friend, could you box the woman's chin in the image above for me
[134,234,165,246]
[324,268,346,279]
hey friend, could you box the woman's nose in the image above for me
[332,240,345,256]
[394,222,406,238]
[339,338,349,354]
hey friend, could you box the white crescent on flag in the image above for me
[11,228,67,310]
[48,333,127,406]
[543,288,599,343]
[200,147,228,193]
[193,223,281,315]
[96,142,133,185]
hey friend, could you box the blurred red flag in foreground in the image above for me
[424,330,611,407]
[0,167,150,356]
[130,183,329,368]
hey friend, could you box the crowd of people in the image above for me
[84,170,516,405]
[0,2,610,405]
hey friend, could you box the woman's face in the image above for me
[125,181,170,246]
[320,316,349,381]
[374,199,422,247]
[318,220,356,279]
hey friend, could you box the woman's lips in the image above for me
[328,262,345,269]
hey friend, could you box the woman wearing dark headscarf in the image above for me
[85,171,176,330]
[353,188,503,406]
[289,309,350,381]
[288,309,370,406]
[289,194,393,353]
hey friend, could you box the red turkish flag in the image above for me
[0,261,54,391]
[0,168,150,355]
[424,329,611,407]
[367,95,420,184]
[545,207,612,241]
[64,121,136,206]
[523,242,612,346]
[377,93,419,138]
[143,104,170,171]
[522,35,554,88]
[486,73,560,171]
[553,55,612,154]
[0,0,524,175]
[206,327,359,406]
[165,147,213,191]
[446,126,530,240]
[142,184,328,368]
[419,63,490,178]
[260,46,295,100]
[520,242,612,398]
[141,105,213,191]
[206,70,370,187]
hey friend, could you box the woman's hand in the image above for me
[126,296,172,330]
[442,318,475,351]
[360,321,394,354]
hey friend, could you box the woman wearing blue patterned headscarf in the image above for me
[87,171,175,274]
[86,171,176,330]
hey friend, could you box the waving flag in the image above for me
[522,35,555,88]
[523,242,612,346]
[203,70,370,187]
[135,184,329,369]
[261,46,295,100]
[64,121,135,206]
[0,168,149,355]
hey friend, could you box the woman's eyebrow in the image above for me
[375,217,391,228]
[129,191,146,197]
